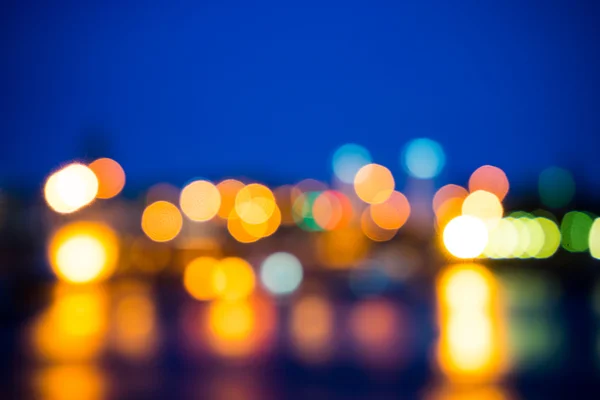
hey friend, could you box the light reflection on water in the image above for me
[20,263,579,397]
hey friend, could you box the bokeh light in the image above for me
[292,191,323,232]
[30,286,108,362]
[462,190,503,229]
[433,184,469,214]
[402,138,446,179]
[316,228,370,269]
[590,218,600,259]
[33,365,106,400]
[260,252,303,296]
[290,295,334,364]
[332,143,372,184]
[437,264,506,382]
[44,163,99,214]
[48,222,119,284]
[361,208,398,242]
[561,211,593,252]
[227,210,261,243]
[468,165,509,201]
[435,197,465,230]
[369,190,411,230]
[539,167,575,209]
[235,183,276,225]
[216,257,256,301]
[183,257,225,301]
[205,297,275,358]
[443,216,489,259]
[354,163,395,204]
[216,179,245,219]
[112,285,158,361]
[484,218,519,259]
[535,217,561,258]
[312,190,350,231]
[141,201,183,242]
[89,157,126,199]
[180,180,221,222]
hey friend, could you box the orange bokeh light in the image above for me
[183,257,224,301]
[216,179,245,220]
[141,201,183,242]
[433,184,469,213]
[361,208,398,242]
[435,197,465,229]
[89,158,126,199]
[354,164,395,204]
[468,165,509,201]
[369,190,411,230]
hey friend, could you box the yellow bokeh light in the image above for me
[141,201,183,242]
[235,183,276,225]
[436,264,506,382]
[183,257,225,301]
[522,218,545,257]
[509,218,530,258]
[205,297,275,358]
[89,157,125,199]
[216,179,245,219]
[216,257,256,301]
[462,190,503,229]
[468,165,509,201]
[443,216,489,259]
[590,218,600,259]
[484,218,518,259]
[290,295,334,363]
[353,163,395,204]
[369,190,411,230]
[536,217,561,259]
[180,180,221,222]
[48,222,119,284]
[30,286,108,363]
[44,163,99,214]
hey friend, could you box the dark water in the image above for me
[1,261,600,399]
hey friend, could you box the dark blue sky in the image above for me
[3,0,600,192]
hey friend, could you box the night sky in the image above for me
[3,0,600,193]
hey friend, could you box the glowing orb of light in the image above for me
[354,163,395,204]
[48,221,119,284]
[183,257,225,301]
[88,158,125,199]
[589,218,600,260]
[44,163,99,214]
[402,138,445,179]
[369,190,411,230]
[235,183,276,225]
[535,217,561,258]
[217,257,256,300]
[180,180,221,222]
[461,190,503,229]
[260,252,304,296]
[433,184,469,213]
[468,165,509,201]
[443,215,489,259]
[141,201,183,242]
[216,179,245,219]
[539,167,575,209]
[561,211,593,252]
[332,144,372,184]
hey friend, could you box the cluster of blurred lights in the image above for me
[41,140,600,287]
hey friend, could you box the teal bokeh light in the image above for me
[332,144,372,184]
[402,138,445,179]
